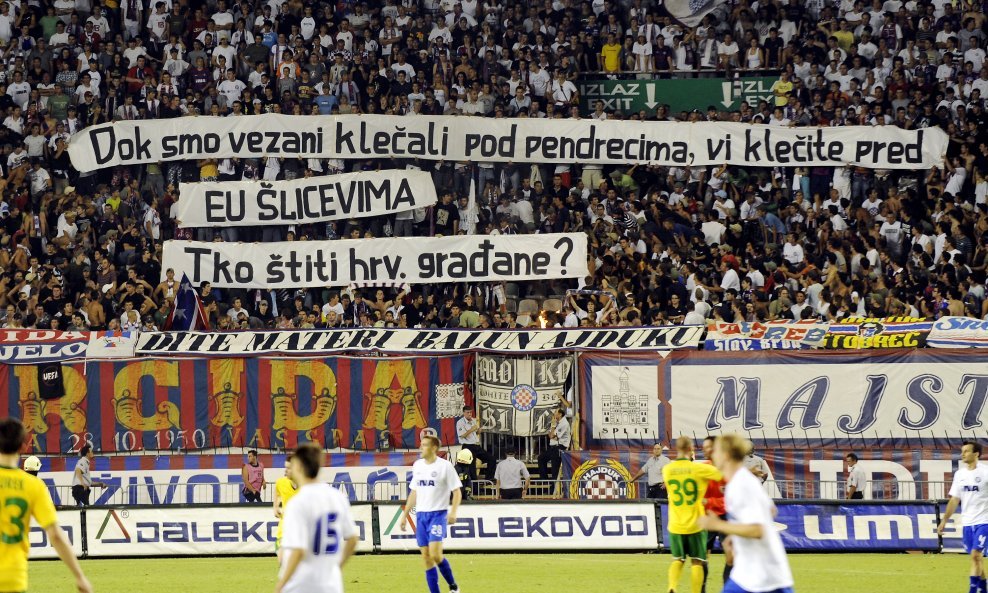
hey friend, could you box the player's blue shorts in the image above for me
[962,524,988,554]
[415,510,448,548]
[722,579,794,593]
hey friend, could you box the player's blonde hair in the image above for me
[716,434,751,462]
[675,435,693,454]
[422,435,441,449]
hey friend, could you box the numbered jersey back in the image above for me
[279,483,359,593]
[0,467,58,593]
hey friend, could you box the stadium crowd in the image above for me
[0,0,984,332]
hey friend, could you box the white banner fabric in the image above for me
[377,503,657,551]
[591,364,659,441]
[67,114,948,172]
[85,504,374,557]
[175,170,437,228]
[160,234,588,288]
[671,357,988,441]
[136,327,705,355]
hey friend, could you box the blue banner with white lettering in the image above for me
[773,502,940,551]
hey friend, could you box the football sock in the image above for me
[668,559,684,592]
[426,567,441,593]
[701,563,708,593]
[724,564,733,583]
[690,565,704,593]
[438,558,456,587]
[969,575,979,593]
[979,577,987,593]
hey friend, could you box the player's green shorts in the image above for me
[668,531,707,561]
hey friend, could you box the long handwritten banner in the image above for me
[175,170,437,228]
[161,234,588,288]
[136,327,705,356]
[4,355,472,453]
[67,114,948,172]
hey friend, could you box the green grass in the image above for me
[29,553,967,593]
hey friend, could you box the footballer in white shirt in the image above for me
[700,435,794,593]
[938,441,988,593]
[274,444,359,593]
[400,435,463,593]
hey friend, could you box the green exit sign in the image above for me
[579,77,778,115]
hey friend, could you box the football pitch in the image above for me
[30,552,966,592]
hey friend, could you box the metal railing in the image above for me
[51,479,949,507]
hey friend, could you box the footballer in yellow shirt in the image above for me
[661,436,724,593]
[0,418,92,593]
[273,454,299,563]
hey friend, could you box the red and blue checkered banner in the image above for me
[475,355,572,437]
[2,355,473,454]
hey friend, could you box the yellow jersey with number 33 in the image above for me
[0,465,58,592]
[661,458,724,535]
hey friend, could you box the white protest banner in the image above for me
[67,114,949,172]
[136,326,705,355]
[175,170,437,228]
[160,233,587,288]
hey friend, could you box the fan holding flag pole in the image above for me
[164,273,212,331]
[658,0,729,27]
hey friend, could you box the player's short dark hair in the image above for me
[248,449,258,457]
[0,417,26,454]
[964,441,983,456]
[845,452,858,462]
[79,443,92,457]
[703,436,716,444]
[422,435,441,448]
[462,405,472,412]
[294,443,323,479]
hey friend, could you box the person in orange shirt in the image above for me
[702,436,733,593]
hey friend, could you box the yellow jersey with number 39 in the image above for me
[661,458,724,535]
[275,476,299,543]
[0,465,58,592]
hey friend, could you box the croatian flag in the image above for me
[165,274,211,331]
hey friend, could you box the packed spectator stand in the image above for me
[0,0,982,333]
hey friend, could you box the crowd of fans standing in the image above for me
[0,0,984,332]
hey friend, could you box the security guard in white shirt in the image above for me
[845,452,866,499]
[537,408,571,480]
[455,406,495,482]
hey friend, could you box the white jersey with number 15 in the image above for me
[280,483,358,593]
